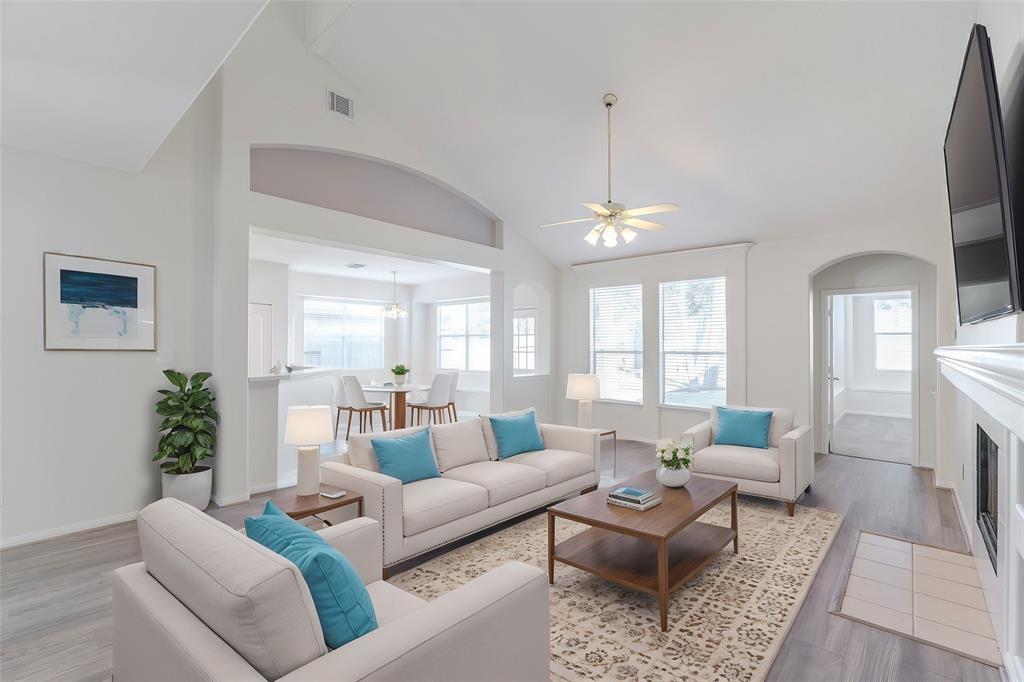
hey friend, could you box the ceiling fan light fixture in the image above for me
[621,226,638,244]
[584,226,602,246]
[602,225,619,248]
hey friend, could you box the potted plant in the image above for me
[391,364,411,386]
[153,370,218,509]
[655,439,692,488]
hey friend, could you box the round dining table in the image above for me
[361,384,430,429]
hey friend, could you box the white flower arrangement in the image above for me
[655,439,692,471]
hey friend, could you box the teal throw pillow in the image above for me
[489,412,544,459]
[371,429,440,484]
[714,406,773,449]
[244,512,378,649]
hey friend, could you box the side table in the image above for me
[270,484,363,526]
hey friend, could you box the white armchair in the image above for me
[113,498,550,681]
[683,405,813,515]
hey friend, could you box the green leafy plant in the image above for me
[391,364,410,376]
[153,370,218,475]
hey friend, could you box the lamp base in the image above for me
[577,400,593,429]
[297,446,321,496]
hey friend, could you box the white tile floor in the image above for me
[837,532,1001,666]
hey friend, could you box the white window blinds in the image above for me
[874,297,912,371]
[513,309,536,374]
[589,284,643,403]
[660,277,727,408]
[302,297,384,369]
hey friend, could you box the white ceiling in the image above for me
[319,1,979,265]
[1,0,264,172]
[249,233,486,284]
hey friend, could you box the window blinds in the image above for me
[660,277,727,408]
[302,297,384,369]
[589,284,643,403]
[874,297,912,371]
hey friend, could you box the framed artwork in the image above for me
[43,252,156,351]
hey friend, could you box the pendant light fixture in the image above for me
[383,271,408,319]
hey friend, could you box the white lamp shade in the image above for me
[566,374,600,401]
[284,405,333,445]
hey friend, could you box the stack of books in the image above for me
[607,486,663,511]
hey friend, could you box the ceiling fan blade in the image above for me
[540,217,596,227]
[622,203,679,218]
[622,217,665,231]
[582,202,611,216]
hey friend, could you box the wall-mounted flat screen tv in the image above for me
[944,24,1019,324]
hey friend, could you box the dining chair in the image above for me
[446,370,460,422]
[341,375,390,440]
[409,373,452,425]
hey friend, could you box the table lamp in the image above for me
[285,405,333,496]
[566,374,601,428]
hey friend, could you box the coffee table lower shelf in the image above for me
[551,522,736,621]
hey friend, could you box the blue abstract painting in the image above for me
[59,269,138,336]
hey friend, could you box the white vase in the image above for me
[394,374,407,386]
[162,466,213,510]
[656,465,691,488]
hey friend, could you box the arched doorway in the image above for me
[811,253,938,467]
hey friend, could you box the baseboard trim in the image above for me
[935,480,972,552]
[0,510,138,549]
[248,483,279,495]
[841,410,912,420]
[617,433,657,444]
[211,493,250,507]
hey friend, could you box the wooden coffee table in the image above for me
[547,470,738,631]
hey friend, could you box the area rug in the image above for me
[389,497,842,682]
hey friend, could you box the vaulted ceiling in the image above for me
[318,1,979,265]
[1,0,264,172]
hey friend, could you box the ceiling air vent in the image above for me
[345,263,366,269]
[327,90,353,120]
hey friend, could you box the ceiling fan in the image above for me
[541,93,678,248]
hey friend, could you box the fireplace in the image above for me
[976,424,998,572]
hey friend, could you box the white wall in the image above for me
[556,244,750,441]
[248,259,289,373]
[0,80,219,545]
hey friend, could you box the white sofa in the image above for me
[683,405,813,516]
[320,413,601,570]
[113,497,550,681]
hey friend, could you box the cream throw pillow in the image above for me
[429,418,489,472]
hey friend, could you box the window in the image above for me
[513,309,536,375]
[874,297,911,371]
[660,277,727,409]
[437,300,490,371]
[302,297,384,368]
[589,284,643,403]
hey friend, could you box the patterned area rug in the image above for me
[390,497,842,682]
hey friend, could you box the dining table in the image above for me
[361,383,429,430]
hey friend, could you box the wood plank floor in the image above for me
[0,441,1003,682]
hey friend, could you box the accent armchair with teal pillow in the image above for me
[714,406,773,449]
[245,502,378,649]
[488,411,544,459]
[371,429,441,484]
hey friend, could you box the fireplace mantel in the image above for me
[935,343,1023,681]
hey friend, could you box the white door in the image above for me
[248,303,273,376]
[824,294,838,453]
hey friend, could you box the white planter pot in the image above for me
[394,374,407,386]
[162,466,213,510]
[656,465,691,488]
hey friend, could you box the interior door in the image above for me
[824,294,837,453]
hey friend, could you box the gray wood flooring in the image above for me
[832,413,914,465]
[0,440,1003,682]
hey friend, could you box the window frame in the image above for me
[512,307,537,376]
[658,276,728,410]
[589,283,644,405]
[300,295,386,370]
[436,298,491,372]
[872,297,912,373]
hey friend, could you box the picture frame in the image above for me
[43,252,156,351]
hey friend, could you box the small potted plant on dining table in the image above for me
[391,364,411,386]
[655,438,692,488]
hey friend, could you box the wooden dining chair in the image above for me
[409,373,452,425]
[340,376,389,440]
